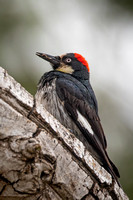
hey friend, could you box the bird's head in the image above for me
[36,52,90,80]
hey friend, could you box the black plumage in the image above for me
[35,52,120,185]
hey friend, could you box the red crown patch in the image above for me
[74,53,90,72]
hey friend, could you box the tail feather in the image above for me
[104,151,121,186]
[109,158,120,178]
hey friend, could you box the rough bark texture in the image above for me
[0,66,128,200]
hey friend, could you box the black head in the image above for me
[36,52,90,80]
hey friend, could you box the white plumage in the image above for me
[77,110,94,135]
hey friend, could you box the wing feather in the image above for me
[56,78,106,149]
[56,77,120,179]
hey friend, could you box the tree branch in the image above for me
[0,66,128,200]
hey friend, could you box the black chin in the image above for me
[51,56,61,69]
[50,63,59,69]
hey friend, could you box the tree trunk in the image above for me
[0,66,128,200]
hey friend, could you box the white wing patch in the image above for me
[77,110,94,135]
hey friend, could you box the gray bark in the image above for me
[0,66,128,200]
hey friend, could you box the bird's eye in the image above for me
[65,58,72,63]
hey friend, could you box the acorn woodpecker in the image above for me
[35,52,120,184]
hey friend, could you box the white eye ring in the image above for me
[65,58,71,63]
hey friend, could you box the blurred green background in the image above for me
[0,0,133,198]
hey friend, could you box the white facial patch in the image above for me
[57,63,74,74]
[77,110,94,135]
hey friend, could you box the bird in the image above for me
[35,52,120,184]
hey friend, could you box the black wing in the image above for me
[56,77,120,179]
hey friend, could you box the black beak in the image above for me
[36,52,60,66]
